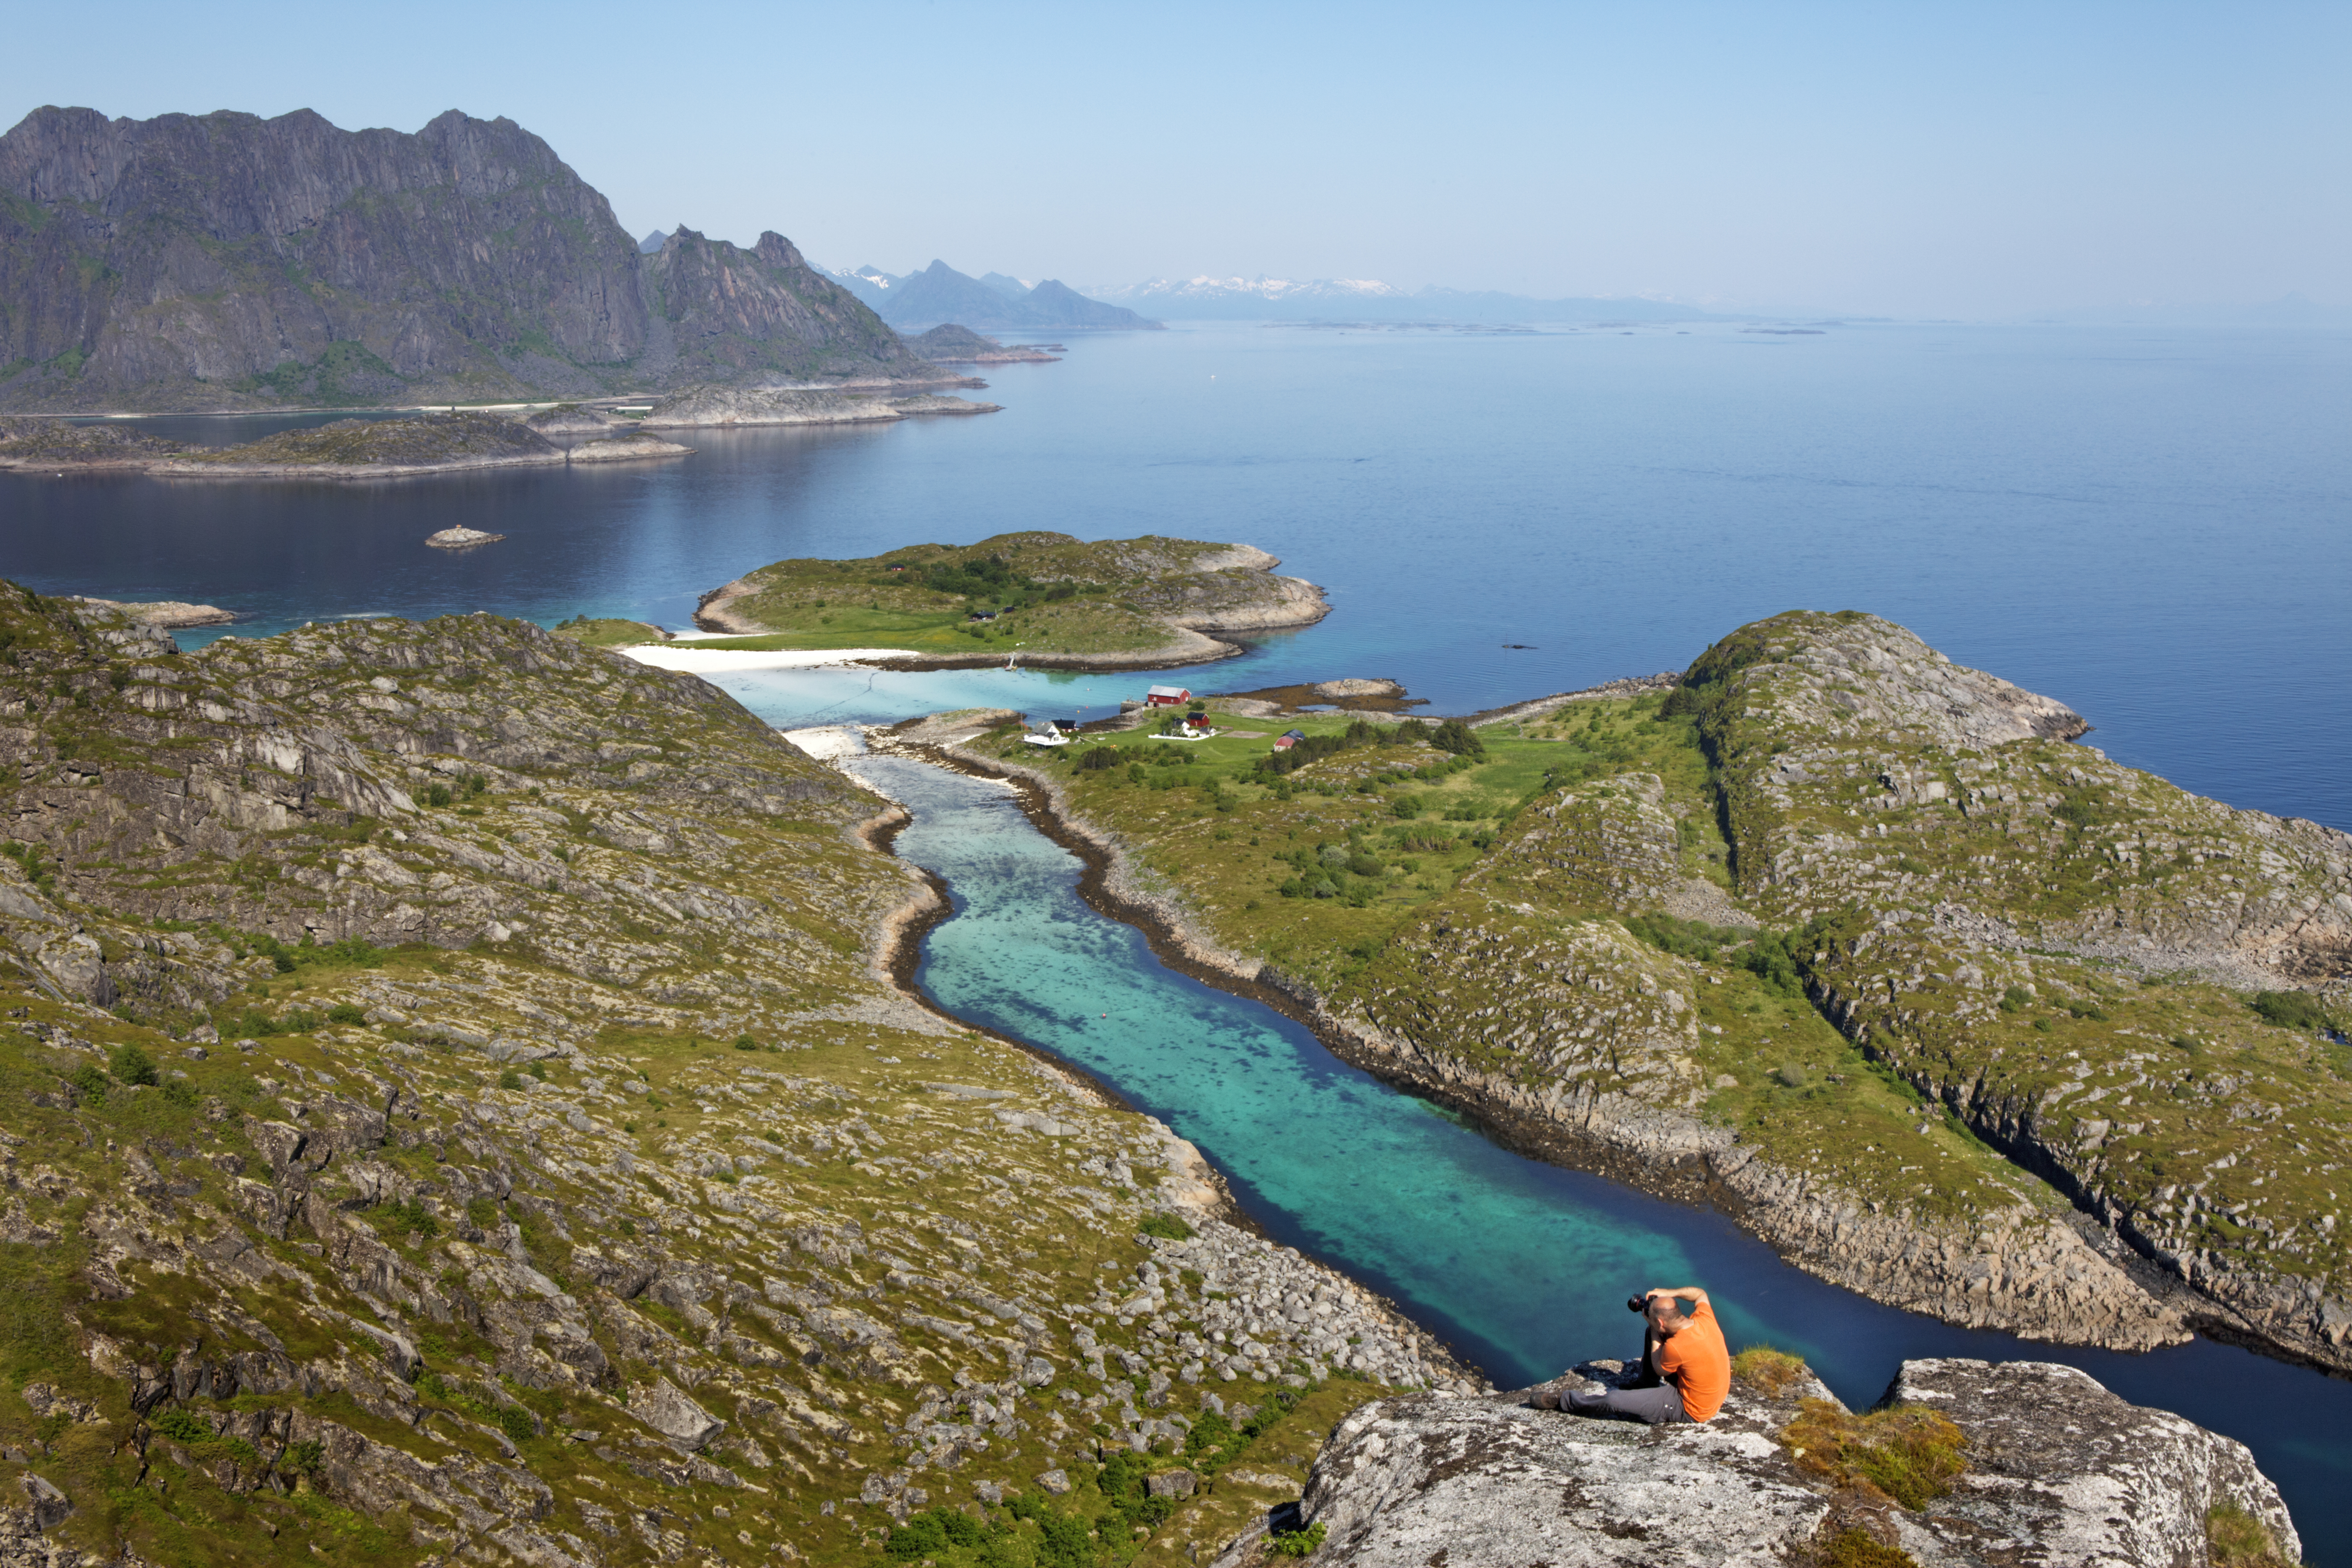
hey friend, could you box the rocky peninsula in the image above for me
[951,611,2352,1378]
[0,409,694,480]
[692,532,1330,668]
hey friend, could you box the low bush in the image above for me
[1269,1522,1328,1557]
[108,1042,159,1086]
[2208,1503,2294,1568]
[2252,990,2337,1034]
[1729,1345,1806,1395]
[1624,911,1747,962]
[1138,1212,1194,1241]
[1817,1529,1919,1568]
[1778,1399,1966,1509]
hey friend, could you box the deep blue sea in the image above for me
[11,319,2350,830]
[9,320,2352,1553]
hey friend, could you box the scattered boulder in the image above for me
[631,1377,724,1451]
[425,527,505,549]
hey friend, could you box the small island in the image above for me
[688,531,1330,667]
[906,323,1063,363]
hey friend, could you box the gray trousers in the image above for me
[1565,1346,1690,1426]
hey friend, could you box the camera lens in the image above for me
[1626,1295,1646,1313]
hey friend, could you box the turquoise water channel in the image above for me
[846,748,2352,1562]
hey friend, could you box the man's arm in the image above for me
[1646,1286,1710,1308]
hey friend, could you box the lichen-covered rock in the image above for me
[1886,1358,2297,1568]
[1291,1359,2296,1568]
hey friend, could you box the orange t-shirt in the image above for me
[1658,1301,1730,1422]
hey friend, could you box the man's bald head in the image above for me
[1646,1296,1691,1333]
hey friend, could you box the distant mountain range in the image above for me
[833,261,1160,332]
[832,265,1718,325]
[1086,276,1715,323]
[0,108,940,412]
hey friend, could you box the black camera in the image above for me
[1626,1294,1648,1314]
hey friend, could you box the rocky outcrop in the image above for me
[148,410,567,479]
[0,107,944,412]
[519,405,623,438]
[566,431,693,464]
[885,394,1003,415]
[1283,1358,2296,1568]
[0,416,189,467]
[637,384,905,429]
[68,596,233,628]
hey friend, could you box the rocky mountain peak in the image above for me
[0,106,944,410]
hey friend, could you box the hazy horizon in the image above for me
[3,0,2344,321]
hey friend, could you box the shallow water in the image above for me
[849,748,2352,1561]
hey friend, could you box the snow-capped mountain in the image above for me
[1088,275,1710,323]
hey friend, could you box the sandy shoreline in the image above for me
[619,644,915,673]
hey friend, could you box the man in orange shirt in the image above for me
[1563,1285,1731,1425]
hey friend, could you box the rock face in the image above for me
[1289,1358,2296,1568]
[0,107,944,411]
[639,227,937,388]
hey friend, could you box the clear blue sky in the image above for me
[2,0,2344,317]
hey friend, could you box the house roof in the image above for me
[1147,685,1190,698]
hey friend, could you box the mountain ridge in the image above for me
[833,260,1160,332]
[0,106,947,412]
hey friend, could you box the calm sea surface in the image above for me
[9,321,2352,1552]
[9,320,2349,828]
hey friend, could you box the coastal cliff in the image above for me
[0,586,1465,1566]
[0,107,951,412]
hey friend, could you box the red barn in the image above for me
[1146,685,1191,707]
